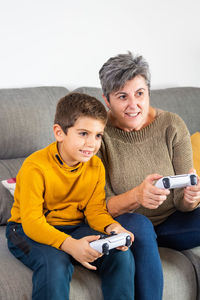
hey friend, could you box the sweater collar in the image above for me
[50,142,83,172]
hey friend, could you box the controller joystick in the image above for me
[125,235,132,247]
[102,243,109,255]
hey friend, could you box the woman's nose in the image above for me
[128,95,137,107]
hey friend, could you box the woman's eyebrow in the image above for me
[114,91,127,96]
[115,87,145,96]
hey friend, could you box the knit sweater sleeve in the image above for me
[167,113,193,211]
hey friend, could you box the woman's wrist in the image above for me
[107,188,141,217]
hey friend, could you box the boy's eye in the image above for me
[119,95,127,100]
[96,133,103,139]
[79,132,88,136]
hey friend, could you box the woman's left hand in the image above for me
[183,168,200,207]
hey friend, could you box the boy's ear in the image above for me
[53,124,65,142]
[102,94,110,110]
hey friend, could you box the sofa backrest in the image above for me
[0,86,69,224]
[74,86,200,135]
[0,86,69,160]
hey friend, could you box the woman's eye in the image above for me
[136,91,143,97]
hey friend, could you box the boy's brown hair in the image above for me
[54,93,107,133]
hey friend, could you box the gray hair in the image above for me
[99,51,151,100]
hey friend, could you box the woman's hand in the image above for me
[60,235,102,270]
[183,169,200,208]
[135,174,170,209]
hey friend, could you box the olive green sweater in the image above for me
[98,110,193,225]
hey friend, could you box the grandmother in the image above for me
[98,52,200,300]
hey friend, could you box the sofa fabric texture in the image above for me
[0,85,200,300]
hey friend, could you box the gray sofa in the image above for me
[0,86,200,300]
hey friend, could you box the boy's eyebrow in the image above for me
[77,128,104,134]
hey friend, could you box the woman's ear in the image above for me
[53,124,64,142]
[102,94,111,110]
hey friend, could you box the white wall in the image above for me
[0,0,199,90]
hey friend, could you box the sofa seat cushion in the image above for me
[160,247,197,300]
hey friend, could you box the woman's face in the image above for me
[104,75,151,131]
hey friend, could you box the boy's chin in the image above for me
[79,154,96,163]
[81,156,93,163]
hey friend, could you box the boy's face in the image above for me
[53,116,105,167]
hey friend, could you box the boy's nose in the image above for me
[86,136,96,147]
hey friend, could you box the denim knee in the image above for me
[115,213,156,243]
[36,249,74,282]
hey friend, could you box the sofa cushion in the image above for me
[73,86,200,135]
[0,226,32,299]
[1,178,16,196]
[191,132,200,176]
[183,246,200,300]
[160,247,197,299]
[0,158,25,225]
[0,86,69,159]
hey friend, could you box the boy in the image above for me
[6,93,134,300]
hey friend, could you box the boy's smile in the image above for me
[54,116,105,167]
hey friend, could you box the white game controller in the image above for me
[155,174,198,189]
[90,232,131,255]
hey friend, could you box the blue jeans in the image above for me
[115,208,200,300]
[115,213,163,300]
[6,222,134,300]
[155,207,200,250]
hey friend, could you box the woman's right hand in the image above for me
[135,174,170,209]
[60,235,102,270]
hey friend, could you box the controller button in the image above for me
[163,178,170,189]
[190,174,197,185]
[102,243,109,255]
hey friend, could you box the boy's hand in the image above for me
[105,223,134,251]
[60,235,102,270]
